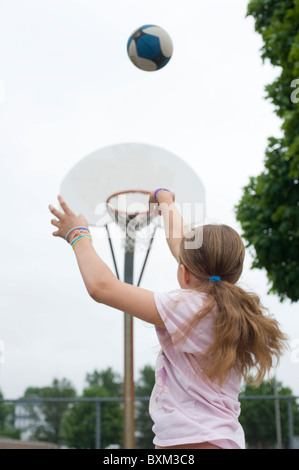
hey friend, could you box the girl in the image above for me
[49,189,288,449]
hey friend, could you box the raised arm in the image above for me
[49,195,164,328]
[149,190,185,262]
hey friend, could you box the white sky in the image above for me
[0,0,298,399]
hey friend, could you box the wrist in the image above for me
[72,236,93,251]
[67,227,93,248]
[65,226,90,243]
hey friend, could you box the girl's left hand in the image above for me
[49,195,89,241]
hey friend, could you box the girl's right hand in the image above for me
[149,189,175,204]
[148,189,175,216]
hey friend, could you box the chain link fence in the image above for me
[0,395,298,449]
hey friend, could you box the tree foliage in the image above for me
[23,378,76,445]
[135,365,155,449]
[0,389,20,440]
[62,368,123,449]
[236,0,299,301]
[240,379,299,448]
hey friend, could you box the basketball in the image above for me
[127,25,173,72]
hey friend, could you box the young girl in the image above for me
[49,189,288,450]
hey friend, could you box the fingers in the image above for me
[51,218,60,228]
[49,195,74,220]
[49,204,63,220]
[58,194,74,215]
[50,217,61,237]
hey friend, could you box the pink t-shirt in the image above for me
[149,289,245,449]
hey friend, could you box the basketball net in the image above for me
[106,190,158,254]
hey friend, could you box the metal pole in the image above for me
[274,378,282,449]
[123,237,135,449]
[137,225,157,287]
[288,397,294,449]
[105,224,120,279]
[95,401,101,449]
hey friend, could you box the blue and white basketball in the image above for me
[127,25,173,72]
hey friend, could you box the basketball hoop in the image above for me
[106,190,157,253]
[60,143,205,450]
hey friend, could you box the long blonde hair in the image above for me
[178,224,288,387]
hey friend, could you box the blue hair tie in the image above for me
[209,276,221,282]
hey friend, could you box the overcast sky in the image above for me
[0,0,298,399]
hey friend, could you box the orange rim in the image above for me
[106,190,151,217]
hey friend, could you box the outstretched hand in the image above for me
[49,195,89,241]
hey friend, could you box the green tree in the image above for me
[62,368,123,449]
[0,390,20,440]
[24,378,76,445]
[135,365,155,449]
[236,0,299,302]
[240,379,299,448]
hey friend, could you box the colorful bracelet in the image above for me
[66,227,93,248]
[154,188,171,201]
[68,229,90,244]
[71,234,93,248]
[65,226,90,242]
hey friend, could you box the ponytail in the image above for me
[202,282,287,386]
[177,225,289,387]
